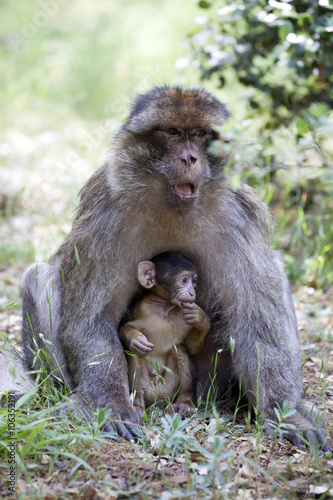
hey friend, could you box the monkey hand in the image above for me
[169,401,195,418]
[129,333,154,356]
[181,302,210,331]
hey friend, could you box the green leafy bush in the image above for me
[191,0,333,129]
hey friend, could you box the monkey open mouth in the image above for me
[171,183,198,199]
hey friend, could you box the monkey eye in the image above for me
[196,129,206,137]
[167,128,180,136]
[181,277,188,284]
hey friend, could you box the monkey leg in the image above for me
[141,350,188,412]
[230,323,331,452]
[21,263,73,386]
[194,311,330,451]
[60,316,142,440]
[169,346,195,417]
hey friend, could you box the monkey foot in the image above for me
[169,402,194,418]
[134,405,145,420]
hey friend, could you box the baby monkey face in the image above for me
[171,270,197,307]
[137,252,199,308]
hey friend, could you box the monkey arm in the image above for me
[182,303,210,355]
[21,258,142,440]
[55,312,143,439]
[119,323,154,356]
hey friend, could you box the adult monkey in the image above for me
[21,87,329,449]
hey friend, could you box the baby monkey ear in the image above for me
[138,261,156,289]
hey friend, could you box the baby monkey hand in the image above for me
[129,333,154,357]
[181,302,210,330]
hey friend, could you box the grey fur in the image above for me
[20,87,330,448]
[21,263,72,386]
[0,346,35,405]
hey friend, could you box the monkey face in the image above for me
[138,253,198,307]
[170,270,197,307]
[122,87,230,205]
[152,126,215,201]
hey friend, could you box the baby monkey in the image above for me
[120,251,210,418]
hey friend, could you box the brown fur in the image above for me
[21,86,330,448]
[120,253,210,418]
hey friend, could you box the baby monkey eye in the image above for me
[196,129,206,137]
[181,277,188,284]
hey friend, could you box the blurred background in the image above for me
[0,0,332,315]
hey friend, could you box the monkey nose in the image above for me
[181,153,197,168]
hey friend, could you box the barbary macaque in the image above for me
[120,252,210,418]
[21,86,330,449]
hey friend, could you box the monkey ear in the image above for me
[138,261,156,289]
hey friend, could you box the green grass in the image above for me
[1,349,331,499]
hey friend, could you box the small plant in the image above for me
[265,401,296,468]
[92,407,116,438]
[229,336,235,356]
[197,347,223,417]
[149,413,198,458]
[196,435,234,491]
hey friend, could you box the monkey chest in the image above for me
[150,314,191,349]
[142,314,191,373]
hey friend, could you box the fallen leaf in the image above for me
[82,485,99,499]
[309,484,333,496]
[169,475,188,484]
[240,461,254,477]
[207,418,225,434]
[43,489,57,500]
[41,454,51,465]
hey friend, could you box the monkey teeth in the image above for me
[172,183,198,199]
